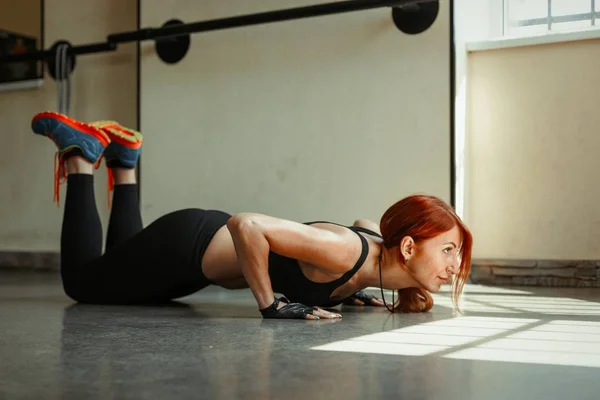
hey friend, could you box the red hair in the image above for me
[379,194,472,313]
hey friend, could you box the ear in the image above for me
[399,236,415,261]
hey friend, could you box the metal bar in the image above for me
[592,0,596,26]
[548,0,552,30]
[108,0,413,43]
[1,0,421,64]
[71,42,116,55]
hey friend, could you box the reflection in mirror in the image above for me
[0,0,43,90]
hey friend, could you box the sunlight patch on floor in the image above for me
[432,294,600,316]
[311,317,600,368]
[445,320,600,367]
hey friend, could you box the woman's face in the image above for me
[403,225,462,293]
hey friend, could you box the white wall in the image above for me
[466,40,600,259]
[140,0,452,225]
[455,0,600,260]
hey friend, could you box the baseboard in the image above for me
[471,259,600,287]
[0,251,60,271]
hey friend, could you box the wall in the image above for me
[453,0,503,218]
[140,0,452,226]
[466,39,600,260]
[0,0,137,253]
[0,0,41,39]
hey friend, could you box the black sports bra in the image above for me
[267,221,382,307]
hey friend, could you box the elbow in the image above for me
[227,212,259,234]
[353,218,371,227]
[227,213,269,255]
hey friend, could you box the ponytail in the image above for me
[395,288,434,313]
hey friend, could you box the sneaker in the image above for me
[31,111,111,205]
[90,120,143,169]
[90,120,143,207]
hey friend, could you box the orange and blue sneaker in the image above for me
[89,120,143,207]
[31,111,111,205]
[90,120,143,169]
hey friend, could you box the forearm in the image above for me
[227,215,275,309]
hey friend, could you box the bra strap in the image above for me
[304,221,382,238]
[304,221,371,287]
[349,226,382,239]
[334,232,369,286]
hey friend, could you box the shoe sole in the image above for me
[105,126,142,149]
[32,112,111,148]
[90,120,142,150]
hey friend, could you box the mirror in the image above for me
[0,0,43,89]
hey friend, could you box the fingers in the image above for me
[310,307,342,320]
[345,295,392,307]
[262,298,343,320]
[342,297,364,306]
[343,291,388,307]
[370,298,395,307]
[368,298,386,307]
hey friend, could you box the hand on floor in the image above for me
[260,296,342,320]
[342,291,390,307]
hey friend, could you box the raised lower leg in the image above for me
[61,157,104,295]
[66,158,136,185]
[105,166,142,251]
[112,168,136,185]
[67,156,93,175]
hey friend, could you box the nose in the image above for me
[446,261,459,275]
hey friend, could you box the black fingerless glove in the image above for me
[342,290,378,305]
[259,296,315,319]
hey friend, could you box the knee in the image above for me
[62,279,84,303]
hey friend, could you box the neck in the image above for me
[357,244,420,291]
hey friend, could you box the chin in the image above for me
[413,279,438,293]
[427,281,442,293]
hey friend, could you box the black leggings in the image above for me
[61,174,231,304]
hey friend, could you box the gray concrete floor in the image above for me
[1,270,599,400]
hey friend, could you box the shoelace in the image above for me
[53,151,67,206]
[52,151,104,206]
[107,167,114,209]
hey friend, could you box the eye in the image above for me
[443,247,453,254]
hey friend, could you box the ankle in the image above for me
[111,167,137,185]
[67,156,93,175]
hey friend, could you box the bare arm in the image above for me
[227,212,358,310]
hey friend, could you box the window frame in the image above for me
[504,0,599,37]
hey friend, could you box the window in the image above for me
[505,0,599,37]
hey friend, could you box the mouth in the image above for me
[438,276,449,284]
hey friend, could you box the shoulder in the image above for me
[227,213,363,274]
[352,219,381,236]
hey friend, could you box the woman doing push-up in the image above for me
[30,111,472,320]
